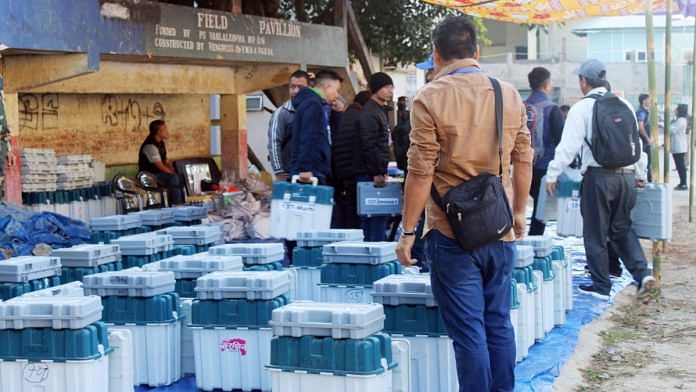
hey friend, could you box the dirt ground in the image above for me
[554,197,696,391]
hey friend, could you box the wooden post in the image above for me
[645,0,661,183]
[663,0,672,184]
[220,94,248,180]
[232,0,242,14]
[690,14,696,222]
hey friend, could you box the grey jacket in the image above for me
[267,100,295,174]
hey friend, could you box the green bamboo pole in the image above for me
[691,13,696,222]
[646,0,661,183]
[663,0,672,184]
[645,0,661,282]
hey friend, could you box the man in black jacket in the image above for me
[331,91,371,228]
[355,72,394,241]
[138,120,186,204]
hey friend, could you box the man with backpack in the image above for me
[525,67,565,235]
[546,59,657,300]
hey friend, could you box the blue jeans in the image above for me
[156,173,186,205]
[426,230,516,392]
[357,175,387,242]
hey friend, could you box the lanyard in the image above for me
[449,67,482,75]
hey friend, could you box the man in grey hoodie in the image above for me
[267,70,311,182]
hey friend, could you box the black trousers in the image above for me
[331,180,361,229]
[529,168,547,236]
[580,169,650,294]
[673,153,687,186]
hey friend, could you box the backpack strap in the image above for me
[430,77,504,209]
[582,93,605,147]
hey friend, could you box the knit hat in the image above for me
[369,72,394,94]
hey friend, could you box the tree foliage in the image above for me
[279,0,489,67]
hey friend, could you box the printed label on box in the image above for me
[220,338,247,356]
[365,198,400,206]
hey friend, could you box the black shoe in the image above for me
[675,185,689,191]
[609,268,623,278]
[579,284,610,301]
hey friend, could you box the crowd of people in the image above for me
[259,15,668,391]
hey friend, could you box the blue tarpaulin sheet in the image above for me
[0,203,90,258]
[143,223,632,392]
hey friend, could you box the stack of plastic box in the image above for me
[520,236,555,336]
[130,209,178,230]
[190,270,291,392]
[142,253,244,376]
[514,245,537,354]
[551,245,574,316]
[372,275,458,392]
[19,148,58,193]
[83,270,182,387]
[319,242,401,304]
[110,233,175,269]
[18,281,135,392]
[56,155,94,191]
[0,295,111,392]
[167,206,209,225]
[90,214,150,244]
[210,243,285,272]
[52,244,123,283]
[158,224,224,253]
[0,256,62,300]
[293,229,364,301]
[268,302,400,391]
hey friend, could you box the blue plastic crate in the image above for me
[357,182,403,217]
[533,256,555,281]
[190,296,289,328]
[122,251,172,269]
[101,293,180,325]
[171,245,197,256]
[511,279,520,310]
[382,304,447,337]
[514,266,538,293]
[0,322,110,361]
[550,245,566,262]
[61,261,123,284]
[320,261,401,286]
[268,332,395,376]
[243,262,284,272]
[175,279,196,298]
[0,276,61,301]
[292,247,324,267]
[90,226,151,244]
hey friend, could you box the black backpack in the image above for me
[584,92,641,169]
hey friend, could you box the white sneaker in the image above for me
[638,276,658,295]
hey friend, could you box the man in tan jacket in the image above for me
[396,16,533,392]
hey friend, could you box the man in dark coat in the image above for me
[355,72,394,241]
[331,90,371,228]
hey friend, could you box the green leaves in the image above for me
[279,0,489,67]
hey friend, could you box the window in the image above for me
[625,50,647,62]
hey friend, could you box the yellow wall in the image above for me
[17,93,210,165]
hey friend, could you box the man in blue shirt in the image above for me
[526,67,565,235]
[636,93,654,182]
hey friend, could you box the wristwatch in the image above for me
[399,224,416,237]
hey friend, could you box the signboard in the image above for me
[139,2,347,67]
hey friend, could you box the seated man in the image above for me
[138,120,186,205]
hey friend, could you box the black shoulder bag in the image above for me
[429,77,514,251]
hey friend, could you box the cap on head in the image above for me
[369,72,394,94]
[573,59,607,81]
